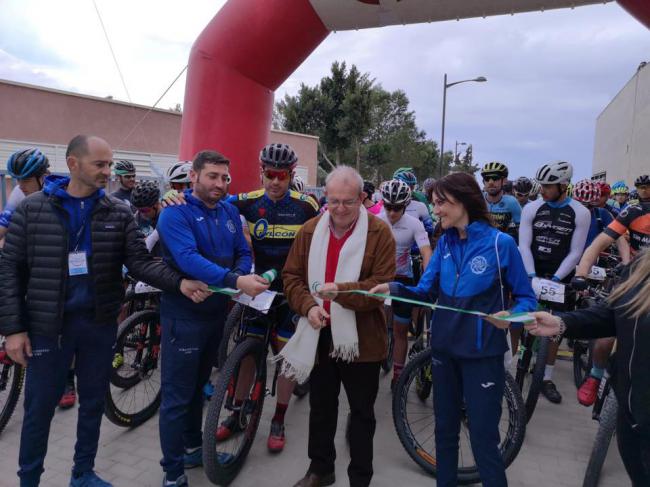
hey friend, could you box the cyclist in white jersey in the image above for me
[377,179,432,387]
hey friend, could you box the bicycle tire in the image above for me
[0,359,24,435]
[392,348,526,483]
[203,337,267,486]
[515,334,549,423]
[218,304,245,369]
[582,392,618,487]
[105,310,162,428]
[573,340,593,390]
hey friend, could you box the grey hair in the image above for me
[325,165,363,194]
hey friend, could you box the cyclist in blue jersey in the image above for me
[0,148,50,244]
[217,143,319,453]
[481,162,521,241]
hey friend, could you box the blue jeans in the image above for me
[430,351,507,487]
[159,315,222,481]
[18,315,116,487]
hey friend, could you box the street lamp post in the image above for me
[439,74,487,177]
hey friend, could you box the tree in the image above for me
[450,144,480,174]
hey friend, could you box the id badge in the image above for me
[68,251,89,276]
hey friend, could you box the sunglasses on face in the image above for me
[514,192,530,198]
[636,185,649,191]
[483,176,501,182]
[384,203,406,212]
[263,169,290,181]
[121,175,136,180]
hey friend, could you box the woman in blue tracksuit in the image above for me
[371,172,536,487]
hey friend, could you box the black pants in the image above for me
[617,410,650,486]
[308,329,380,487]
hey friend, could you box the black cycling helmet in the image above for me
[363,181,375,198]
[7,148,50,180]
[513,176,533,195]
[131,180,160,208]
[114,159,136,176]
[481,161,509,179]
[634,174,650,186]
[260,143,297,169]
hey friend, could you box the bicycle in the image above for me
[513,329,550,423]
[0,336,24,435]
[392,347,526,484]
[202,298,295,485]
[104,279,163,428]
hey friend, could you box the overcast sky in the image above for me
[1,0,648,180]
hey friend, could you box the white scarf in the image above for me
[273,207,368,383]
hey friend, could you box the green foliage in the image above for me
[450,144,480,175]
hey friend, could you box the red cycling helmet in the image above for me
[595,181,611,198]
[573,179,601,204]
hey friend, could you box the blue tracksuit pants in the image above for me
[430,351,507,487]
[18,315,116,487]
[159,315,222,481]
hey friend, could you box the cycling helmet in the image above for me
[566,182,573,197]
[7,148,50,180]
[422,177,436,194]
[611,181,628,194]
[393,168,417,187]
[131,180,160,208]
[481,162,509,179]
[534,161,573,185]
[572,179,601,204]
[166,161,191,183]
[260,143,297,169]
[595,181,611,197]
[513,177,533,195]
[114,160,136,176]
[530,180,541,197]
[290,175,305,193]
[363,181,376,197]
[634,174,650,186]
[380,179,411,206]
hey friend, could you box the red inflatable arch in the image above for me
[178,0,650,193]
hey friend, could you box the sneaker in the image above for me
[542,380,562,404]
[183,447,202,469]
[267,421,286,453]
[59,382,77,409]
[578,376,601,407]
[203,381,215,401]
[69,471,112,487]
[162,473,188,487]
[216,413,246,441]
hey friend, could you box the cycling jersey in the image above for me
[232,189,319,291]
[377,211,429,278]
[110,188,133,208]
[519,197,590,281]
[585,207,614,249]
[485,193,521,236]
[603,201,650,254]
[0,186,25,228]
[406,199,434,235]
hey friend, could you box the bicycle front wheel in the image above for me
[515,334,549,422]
[0,352,24,435]
[392,348,526,484]
[582,391,618,487]
[203,337,267,486]
[105,310,162,428]
[217,303,245,369]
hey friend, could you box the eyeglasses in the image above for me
[483,175,502,182]
[514,192,530,198]
[263,169,290,181]
[328,199,359,209]
[384,203,406,212]
[121,175,136,180]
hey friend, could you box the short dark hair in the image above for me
[192,150,230,172]
[431,173,493,226]
[66,134,89,158]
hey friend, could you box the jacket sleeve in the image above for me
[518,203,537,276]
[282,227,319,317]
[558,304,617,339]
[156,206,240,288]
[500,233,537,318]
[226,204,252,276]
[333,223,396,312]
[0,202,29,336]
[389,236,442,304]
[122,209,185,293]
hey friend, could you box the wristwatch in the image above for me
[553,316,567,343]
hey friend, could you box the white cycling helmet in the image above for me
[380,179,411,206]
[290,175,305,193]
[530,180,541,197]
[535,161,573,185]
[166,161,192,183]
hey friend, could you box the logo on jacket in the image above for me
[481,382,495,389]
[470,256,488,275]
[226,220,236,233]
[195,216,205,222]
[253,219,269,239]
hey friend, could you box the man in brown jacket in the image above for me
[282,166,395,487]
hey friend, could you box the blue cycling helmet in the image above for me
[7,148,50,180]
[393,167,417,187]
[611,180,629,195]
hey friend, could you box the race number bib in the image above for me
[587,266,606,281]
[532,278,565,304]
